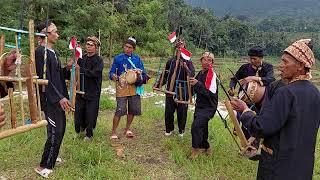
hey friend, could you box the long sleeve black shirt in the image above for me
[35,46,68,104]
[77,54,104,100]
[229,62,275,89]
[193,70,218,110]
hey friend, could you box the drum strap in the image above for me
[127,57,144,95]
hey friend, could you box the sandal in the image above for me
[110,134,119,140]
[124,130,135,138]
[34,167,53,178]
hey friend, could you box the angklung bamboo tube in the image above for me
[8,88,17,128]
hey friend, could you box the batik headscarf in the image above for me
[86,36,101,47]
[200,51,214,62]
[284,39,315,68]
[284,39,315,81]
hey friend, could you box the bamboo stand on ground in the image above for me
[0,19,48,140]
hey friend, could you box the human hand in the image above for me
[112,74,118,81]
[230,98,248,113]
[3,50,18,75]
[67,58,75,70]
[189,77,198,86]
[228,87,235,96]
[239,76,256,85]
[59,98,72,112]
[134,69,142,75]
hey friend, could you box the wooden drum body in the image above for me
[239,81,266,104]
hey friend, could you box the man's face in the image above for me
[250,56,262,68]
[124,43,135,55]
[201,57,213,70]
[86,41,97,54]
[279,53,303,80]
[47,24,59,44]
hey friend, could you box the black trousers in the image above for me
[74,95,100,137]
[40,102,66,169]
[165,95,188,134]
[191,108,215,149]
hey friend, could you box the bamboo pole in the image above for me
[28,20,36,74]
[76,65,80,92]
[0,120,47,140]
[179,83,183,101]
[71,67,77,108]
[29,19,43,121]
[0,76,47,85]
[15,34,25,122]
[224,100,248,148]
[8,88,17,128]
[0,35,5,75]
[0,120,5,128]
[187,75,192,104]
[25,63,39,123]
[167,52,180,95]
[0,35,4,56]
[27,20,39,123]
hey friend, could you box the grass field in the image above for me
[0,57,319,179]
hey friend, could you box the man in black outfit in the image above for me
[231,39,320,179]
[228,46,275,141]
[156,38,195,137]
[34,20,71,178]
[189,52,218,159]
[68,36,104,141]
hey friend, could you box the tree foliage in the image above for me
[0,0,319,61]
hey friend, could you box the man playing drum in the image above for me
[231,39,320,180]
[109,37,148,139]
[228,46,275,140]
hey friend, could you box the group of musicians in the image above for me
[0,19,319,179]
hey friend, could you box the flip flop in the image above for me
[124,130,135,138]
[34,167,53,178]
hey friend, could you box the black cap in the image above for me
[248,46,264,57]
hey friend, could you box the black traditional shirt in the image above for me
[229,62,275,89]
[77,54,104,100]
[240,80,320,179]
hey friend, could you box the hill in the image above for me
[185,0,320,18]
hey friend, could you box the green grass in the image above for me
[1,57,319,179]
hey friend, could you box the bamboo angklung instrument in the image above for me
[0,19,47,140]
[152,62,166,93]
[166,51,180,95]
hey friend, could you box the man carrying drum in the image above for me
[109,37,148,139]
[228,46,275,140]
